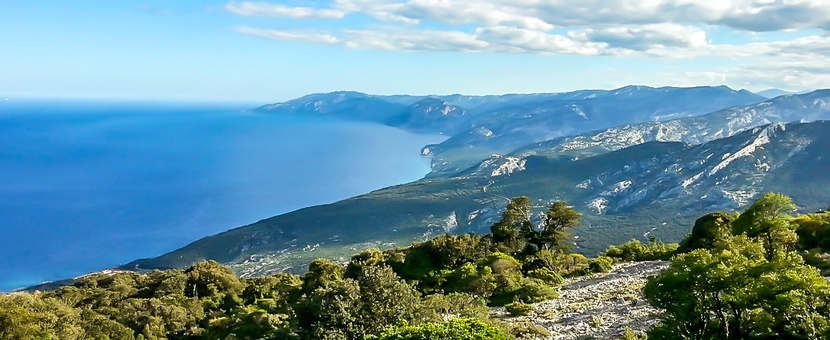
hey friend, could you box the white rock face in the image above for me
[708,124,780,176]
[495,261,669,340]
[470,154,528,177]
[586,197,609,215]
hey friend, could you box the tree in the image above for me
[491,196,531,253]
[301,259,345,294]
[296,265,421,340]
[491,197,582,255]
[185,260,244,300]
[732,193,799,260]
[679,211,735,252]
[537,201,582,252]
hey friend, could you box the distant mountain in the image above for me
[384,98,469,134]
[256,91,405,122]
[756,89,799,98]
[125,119,830,277]
[422,86,765,176]
[466,90,830,178]
[258,86,766,172]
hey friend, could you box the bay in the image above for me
[0,100,445,291]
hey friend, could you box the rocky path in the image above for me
[495,261,669,339]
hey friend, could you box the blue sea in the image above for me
[0,100,445,291]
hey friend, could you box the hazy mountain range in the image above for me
[123,87,830,278]
[257,86,765,176]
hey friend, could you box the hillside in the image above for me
[461,90,830,179]
[125,119,830,276]
[424,86,765,176]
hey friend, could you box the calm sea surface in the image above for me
[0,100,445,291]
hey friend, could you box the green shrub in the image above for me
[589,256,614,273]
[525,268,564,285]
[420,293,489,322]
[443,263,498,298]
[794,213,830,252]
[505,302,533,316]
[367,318,511,340]
[481,252,522,274]
[505,322,552,339]
[645,236,830,339]
[523,251,589,276]
[513,278,558,303]
[345,248,387,278]
[295,265,422,340]
[604,239,678,262]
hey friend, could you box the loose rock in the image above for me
[495,261,669,340]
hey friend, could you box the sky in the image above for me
[1,0,829,103]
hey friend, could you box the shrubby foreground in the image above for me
[4,193,830,339]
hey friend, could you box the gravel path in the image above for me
[495,261,669,340]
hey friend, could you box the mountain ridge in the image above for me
[461,89,830,179]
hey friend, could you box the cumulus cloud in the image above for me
[568,24,709,51]
[475,26,611,55]
[225,0,830,90]
[224,0,830,55]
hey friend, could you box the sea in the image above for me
[0,99,446,291]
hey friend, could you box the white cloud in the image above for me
[569,24,709,51]
[223,1,830,54]
[381,0,555,30]
[225,0,830,91]
[234,27,340,44]
[342,28,490,51]
[225,2,346,19]
[233,26,625,55]
[475,26,610,55]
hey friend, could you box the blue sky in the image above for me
[1,0,829,103]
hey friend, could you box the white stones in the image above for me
[496,261,669,340]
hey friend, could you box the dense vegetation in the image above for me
[646,193,830,339]
[6,192,830,340]
[0,197,620,340]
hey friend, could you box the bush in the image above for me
[522,251,589,276]
[505,302,533,316]
[443,263,498,298]
[589,256,614,273]
[794,213,830,252]
[367,318,511,340]
[678,212,735,252]
[386,234,492,283]
[645,236,830,339]
[525,268,564,285]
[295,265,422,340]
[604,239,678,262]
[513,278,558,303]
[420,293,489,322]
[345,248,387,278]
